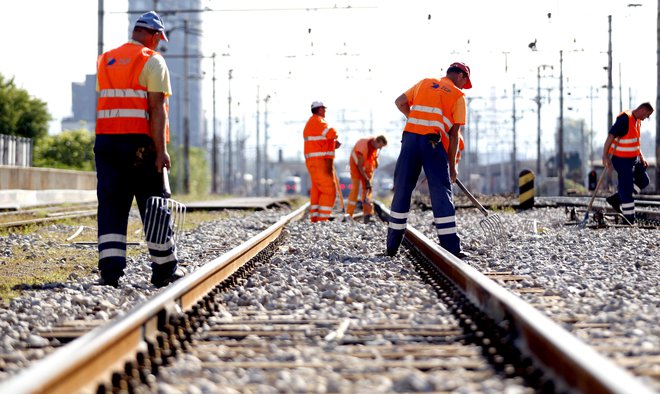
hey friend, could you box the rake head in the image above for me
[144,196,186,246]
[479,213,506,243]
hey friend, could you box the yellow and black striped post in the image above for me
[518,169,534,209]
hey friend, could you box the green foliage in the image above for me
[168,145,210,196]
[33,129,95,171]
[0,74,50,141]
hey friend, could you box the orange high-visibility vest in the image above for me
[351,137,378,172]
[404,77,465,163]
[303,114,337,161]
[609,111,641,158]
[96,43,169,141]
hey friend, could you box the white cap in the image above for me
[311,101,326,110]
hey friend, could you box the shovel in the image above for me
[144,168,186,247]
[455,179,506,241]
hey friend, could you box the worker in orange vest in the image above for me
[386,62,470,258]
[303,101,341,222]
[603,102,654,224]
[345,135,388,223]
[95,11,184,288]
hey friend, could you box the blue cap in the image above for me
[135,11,168,42]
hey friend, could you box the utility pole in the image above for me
[512,83,517,193]
[226,69,233,194]
[255,86,261,196]
[97,0,104,56]
[589,86,595,165]
[264,94,271,197]
[211,53,218,194]
[657,2,660,191]
[607,15,613,133]
[183,19,190,194]
[559,50,565,196]
[536,68,543,177]
[618,63,623,113]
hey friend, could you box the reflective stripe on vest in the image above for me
[404,78,462,136]
[97,109,149,119]
[96,43,153,136]
[609,111,641,158]
[99,89,148,98]
[303,114,337,161]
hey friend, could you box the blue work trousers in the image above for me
[386,132,461,255]
[612,156,649,223]
[94,134,178,281]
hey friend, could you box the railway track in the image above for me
[1,203,654,393]
[0,203,97,229]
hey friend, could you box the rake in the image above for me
[144,168,186,247]
[579,138,619,229]
[455,179,506,241]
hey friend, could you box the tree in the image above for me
[0,73,50,140]
[33,129,95,171]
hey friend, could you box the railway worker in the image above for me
[345,135,388,223]
[303,101,342,222]
[386,62,470,258]
[603,102,654,225]
[95,11,185,288]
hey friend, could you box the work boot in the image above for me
[363,214,373,224]
[96,276,120,288]
[606,193,622,213]
[151,267,186,288]
[454,250,472,259]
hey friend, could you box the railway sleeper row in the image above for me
[97,231,553,393]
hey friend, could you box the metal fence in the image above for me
[0,134,33,167]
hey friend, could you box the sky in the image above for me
[0,0,657,167]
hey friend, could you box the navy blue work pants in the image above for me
[94,134,177,281]
[612,156,649,223]
[386,132,461,255]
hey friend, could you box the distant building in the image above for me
[66,0,205,150]
[131,0,205,149]
[62,74,96,132]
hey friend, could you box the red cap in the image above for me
[450,62,472,89]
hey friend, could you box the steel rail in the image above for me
[0,203,309,394]
[0,211,97,229]
[376,202,653,394]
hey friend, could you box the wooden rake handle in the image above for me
[585,138,619,214]
[162,167,172,198]
[455,179,490,217]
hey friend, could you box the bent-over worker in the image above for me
[345,135,388,223]
[386,62,469,258]
[603,102,654,224]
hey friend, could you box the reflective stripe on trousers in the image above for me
[306,159,336,222]
[386,132,461,254]
[612,156,649,222]
[95,134,178,279]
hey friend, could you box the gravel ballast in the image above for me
[0,204,658,393]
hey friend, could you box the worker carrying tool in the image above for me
[345,135,388,223]
[603,102,654,225]
[386,62,469,258]
[95,11,184,288]
[303,101,341,222]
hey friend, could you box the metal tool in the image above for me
[144,168,186,246]
[333,166,345,212]
[579,138,623,228]
[455,178,506,241]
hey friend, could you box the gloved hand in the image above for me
[365,180,372,190]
